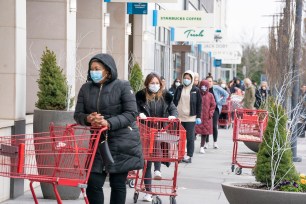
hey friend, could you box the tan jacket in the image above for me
[242,85,256,109]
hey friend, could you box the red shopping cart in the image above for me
[0,124,108,204]
[133,117,186,204]
[231,109,268,175]
[218,98,233,129]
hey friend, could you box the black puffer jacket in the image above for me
[74,53,144,173]
[136,89,178,118]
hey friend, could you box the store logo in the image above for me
[184,29,204,38]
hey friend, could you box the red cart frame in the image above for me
[0,124,108,204]
[133,117,186,204]
[231,109,268,175]
[218,98,233,129]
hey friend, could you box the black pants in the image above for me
[182,122,196,157]
[206,109,220,143]
[86,171,128,204]
[201,135,209,147]
[144,161,161,191]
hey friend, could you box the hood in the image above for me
[182,70,194,87]
[87,53,118,83]
[200,80,209,94]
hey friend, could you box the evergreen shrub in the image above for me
[36,47,73,110]
[129,62,143,92]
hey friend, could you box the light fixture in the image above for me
[69,0,77,12]
[126,23,132,35]
[104,13,110,27]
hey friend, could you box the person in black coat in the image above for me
[136,72,178,202]
[74,53,144,204]
[254,81,270,109]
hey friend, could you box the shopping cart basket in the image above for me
[0,123,108,204]
[231,109,268,175]
[133,117,186,204]
[218,98,233,129]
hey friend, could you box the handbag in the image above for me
[98,133,114,166]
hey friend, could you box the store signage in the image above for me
[214,59,222,67]
[202,43,243,54]
[127,3,147,15]
[171,28,215,42]
[105,0,177,2]
[153,10,214,27]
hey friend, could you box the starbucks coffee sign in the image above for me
[171,28,215,42]
[153,10,214,27]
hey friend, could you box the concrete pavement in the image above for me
[2,127,306,204]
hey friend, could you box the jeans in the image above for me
[181,122,196,157]
[144,161,161,191]
[86,171,128,204]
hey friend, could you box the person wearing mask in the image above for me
[169,78,181,96]
[74,53,144,204]
[173,70,202,163]
[220,80,230,94]
[205,76,229,149]
[230,78,244,93]
[136,72,178,202]
[194,72,200,87]
[160,76,166,90]
[242,78,256,109]
[195,80,216,154]
[254,81,270,109]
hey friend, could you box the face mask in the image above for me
[221,84,226,88]
[148,84,160,93]
[262,87,266,90]
[183,79,191,86]
[90,71,104,83]
[201,86,207,92]
[175,82,180,87]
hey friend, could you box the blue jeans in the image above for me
[86,171,128,204]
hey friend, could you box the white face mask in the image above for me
[221,84,226,88]
[201,86,207,91]
[148,84,160,93]
[175,82,181,87]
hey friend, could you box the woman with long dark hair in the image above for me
[136,72,178,202]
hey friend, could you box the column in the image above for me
[0,0,27,198]
[26,0,76,113]
[107,2,129,80]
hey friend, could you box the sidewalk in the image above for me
[2,128,306,204]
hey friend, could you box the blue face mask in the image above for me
[183,79,191,86]
[90,71,103,83]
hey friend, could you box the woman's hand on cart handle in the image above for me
[139,113,147,119]
[168,116,176,120]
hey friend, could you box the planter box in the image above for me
[222,182,306,204]
[33,109,80,200]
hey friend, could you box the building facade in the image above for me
[0,0,227,200]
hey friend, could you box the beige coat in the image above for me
[242,85,256,109]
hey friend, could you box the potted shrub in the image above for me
[222,96,306,204]
[129,62,143,93]
[33,47,80,200]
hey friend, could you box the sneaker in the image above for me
[154,170,162,180]
[199,147,205,154]
[204,143,209,149]
[182,156,192,163]
[143,194,152,202]
[213,142,219,149]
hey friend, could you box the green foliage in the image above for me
[129,63,143,92]
[255,98,299,187]
[36,47,73,110]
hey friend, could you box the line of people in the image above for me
[73,52,274,204]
